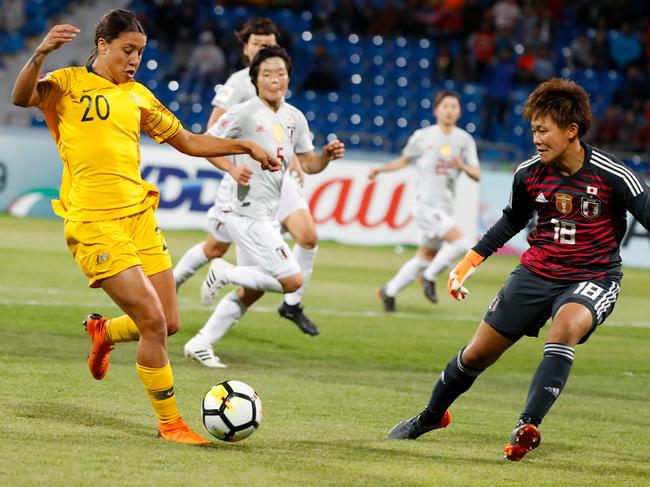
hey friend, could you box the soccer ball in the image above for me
[201,380,263,442]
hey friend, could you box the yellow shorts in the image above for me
[64,207,172,288]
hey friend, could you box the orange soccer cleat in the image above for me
[83,313,114,380]
[503,421,541,461]
[158,418,211,445]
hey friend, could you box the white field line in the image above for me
[0,296,649,329]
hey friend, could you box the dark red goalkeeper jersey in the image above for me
[474,144,650,281]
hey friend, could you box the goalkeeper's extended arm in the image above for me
[447,249,486,301]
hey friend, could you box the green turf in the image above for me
[0,215,648,486]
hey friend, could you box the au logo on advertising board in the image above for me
[308,178,412,230]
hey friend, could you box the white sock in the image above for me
[196,291,247,345]
[283,244,318,306]
[224,266,283,293]
[423,238,472,281]
[384,256,430,297]
[173,242,209,288]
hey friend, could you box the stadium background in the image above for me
[1,3,650,485]
[1,0,649,268]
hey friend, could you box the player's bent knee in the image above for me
[462,346,502,369]
[548,319,592,345]
[280,273,303,294]
[549,303,594,344]
[204,241,228,259]
[135,309,168,341]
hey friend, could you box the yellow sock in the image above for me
[106,315,140,343]
[136,362,180,424]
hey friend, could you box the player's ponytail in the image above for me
[86,9,145,64]
[86,47,98,64]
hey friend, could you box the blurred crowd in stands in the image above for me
[2,0,650,164]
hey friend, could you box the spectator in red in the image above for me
[592,105,621,148]
[469,18,496,81]
[516,47,537,84]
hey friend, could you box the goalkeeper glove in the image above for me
[447,250,485,301]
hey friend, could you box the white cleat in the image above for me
[200,258,233,306]
[183,338,227,368]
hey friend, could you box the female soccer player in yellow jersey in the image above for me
[11,9,280,445]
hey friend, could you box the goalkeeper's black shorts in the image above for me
[482,265,620,344]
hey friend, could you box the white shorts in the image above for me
[413,206,455,249]
[277,174,309,223]
[208,210,300,280]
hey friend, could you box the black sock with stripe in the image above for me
[520,343,575,426]
[420,348,484,427]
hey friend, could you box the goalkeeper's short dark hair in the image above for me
[523,78,592,137]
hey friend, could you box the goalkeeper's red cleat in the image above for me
[83,313,114,380]
[387,410,452,439]
[158,418,210,445]
[504,421,541,461]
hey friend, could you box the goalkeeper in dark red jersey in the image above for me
[387,78,650,461]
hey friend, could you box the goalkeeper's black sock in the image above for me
[520,343,574,425]
[419,349,483,427]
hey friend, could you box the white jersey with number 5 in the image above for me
[207,97,313,220]
[403,125,479,215]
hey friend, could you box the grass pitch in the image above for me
[1,215,649,486]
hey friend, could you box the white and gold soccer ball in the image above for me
[201,380,262,442]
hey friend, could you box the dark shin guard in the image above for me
[520,343,575,426]
[420,349,484,426]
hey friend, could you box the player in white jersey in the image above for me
[183,46,345,368]
[173,17,323,336]
[368,91,481,311]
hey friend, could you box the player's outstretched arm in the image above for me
[206,156,253,186]
[447,250,485,301]
[12,24,80,107]
[168,129,281,171]
[368,155,411,180]
[297,139,345,174]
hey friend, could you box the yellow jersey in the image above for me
[38,65,183,221]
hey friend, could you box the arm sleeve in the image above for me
[401,130,423,159]
[211,77,245,109]
[206,107,241,139]
[623,171,650,230]
[463,134,480,167]
[294,110,315,154]
[36,68,73,110]
[141,93,183,143]
[473,171,534,258]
